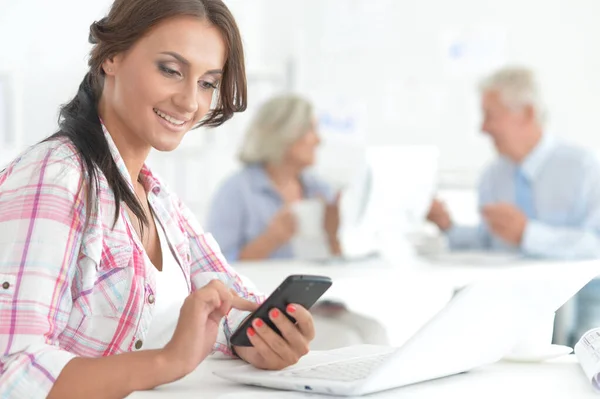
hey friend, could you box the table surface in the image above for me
[128,355,597,399]
[233,254,600,295]
[232,255,600,347]
[127,254,600,398]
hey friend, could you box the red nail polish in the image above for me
[287,304,296,313]
[247,327,255,337]
[271,309,280,318]
[253,318,264,328]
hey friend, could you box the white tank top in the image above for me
[144,217,189,350]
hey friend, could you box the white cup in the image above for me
[290,199,326,239]
[508,312,556,356]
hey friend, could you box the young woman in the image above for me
[0,1,315,398]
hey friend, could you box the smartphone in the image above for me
[230,274,333,347]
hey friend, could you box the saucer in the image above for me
[503,344,573,363]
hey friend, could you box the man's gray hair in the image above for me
[479,66,546,125]
[238,94,314,164]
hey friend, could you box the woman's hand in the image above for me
[233,304,315,370]
[266,207,297,246]
[162,280,258,377]
[323,193,341,238]
[323,193,342,255]
[239,207,297,260]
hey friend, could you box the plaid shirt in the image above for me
[0,126,263,398]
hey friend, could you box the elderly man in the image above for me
[427,66,600,344]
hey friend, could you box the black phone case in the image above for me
[230,275,332,347]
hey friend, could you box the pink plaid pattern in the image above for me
[0,126,263,398]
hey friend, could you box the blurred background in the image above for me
[2,0,599,228]
[0,0,600,366]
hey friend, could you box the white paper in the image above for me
[575,327,600,390]
[424,251,524,266]
[307,91,367,145]
[441,27,508,77]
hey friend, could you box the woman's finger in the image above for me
[206,280,235,316]
[193,286,222,311]
[231,294,260,312]
[286,304,315,341]
[251,317,299,365]
[246,327,286,370]
[268,308,310,356]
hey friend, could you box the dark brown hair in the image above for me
[48,0,247,231]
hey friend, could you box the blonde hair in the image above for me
[479,66,546,125]
[238,94,314,164]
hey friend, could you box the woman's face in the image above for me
[102,16,226,152]
[285,119,321,169]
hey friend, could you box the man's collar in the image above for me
[518,134,557,180]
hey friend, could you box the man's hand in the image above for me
[427,199,452,231]
[482,203,528,245]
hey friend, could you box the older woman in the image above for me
[207,94,341,261]
[207,94,389,350]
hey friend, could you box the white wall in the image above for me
[0,0,286,224]
[282,0,600,183]
[2,0,600,223]
[0,0,279,144]
[0,0,108,143]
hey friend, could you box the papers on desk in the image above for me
[575,328,600,390]
[422,251,523,266]
[290,199,331,261]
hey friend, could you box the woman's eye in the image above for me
[159,64,181,77]
[199,80,218,90]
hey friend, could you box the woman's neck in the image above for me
[98,98,152,187]
[264,161,302,187]
[264,161,305,203]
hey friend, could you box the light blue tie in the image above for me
[515,168,536,219]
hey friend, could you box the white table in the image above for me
[128,355,597,398]
[232,255,600,347]
[234,254,600,295]
[127,255,600,398]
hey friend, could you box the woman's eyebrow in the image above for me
[160,51,190,66]
[159,51,223,76]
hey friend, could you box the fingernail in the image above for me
[253,318,264,328]
[287,304,296,313]
[271,309,280,319]
[247,327,256,337]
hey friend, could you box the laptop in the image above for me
[215,270,597,396]
[337,146,439,260]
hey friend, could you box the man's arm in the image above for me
[446,224,492,250]
[445,168,495,250]
[522,222,600,259]
[522,158,600,259]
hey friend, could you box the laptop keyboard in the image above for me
[281,352,393,382]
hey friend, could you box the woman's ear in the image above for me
[102,55,122,76]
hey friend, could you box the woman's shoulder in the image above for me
[1,137,85,190]
[206,166,266,216]
[217,165,262,194]
[14,137,82,169]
